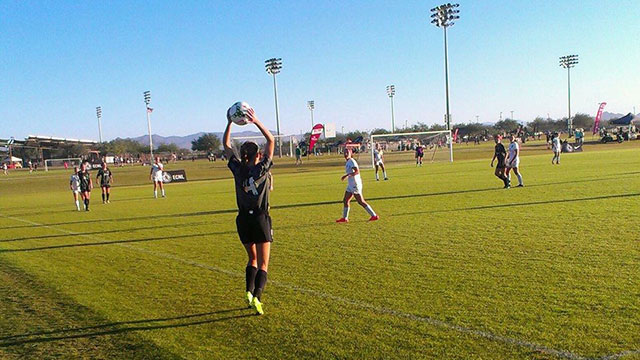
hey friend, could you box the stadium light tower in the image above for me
[430,3,460,131]
[307,100,315,127]
[265,58,283,157]
[510,110,514,120]
[96,106,103,143]
[559,54,579,135]
[386,85,396,132]
[143,91,154,160]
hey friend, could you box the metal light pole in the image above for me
[96,106,103,143]
[559,54,578,135]
[307,100,315,127]
[265,58,283,157]
[476,115,479,123]
[510,110,514,120]
[386,85,396,132]
[143,91,154,160]
[431,3,459,132]
[500,111,503,121]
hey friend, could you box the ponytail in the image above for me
[240,142,259,168]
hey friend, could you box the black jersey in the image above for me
[494,143,506,166]
[78,170,91,191]
[97,168,112,186]
[228,155,272,213]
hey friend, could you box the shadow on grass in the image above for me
[0,220,213,243]
[0,308,253,347]
[392,192,640,216]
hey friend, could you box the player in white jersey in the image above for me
[69,166,81,211]
[149,157,166,198]
[551,133,562,165]
[505,135,524,187]
[336,148,379,223]
[373,144,388,181]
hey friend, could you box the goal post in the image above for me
[369,130,453,170]
[231,134,298,157]
[44,157,83,171]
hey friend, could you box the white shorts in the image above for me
[71,189,80,194]
[346,183,362,195]
[507,158,520,168]
[153,174,164,182]
[375,160,383,166]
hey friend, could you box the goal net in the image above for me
[369,130,453,170]
[44,157,83,171]
[231,134,298,157]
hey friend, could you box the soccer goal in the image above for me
[44,157,83,171]
[369,130,453,170]
[231,134,298,157]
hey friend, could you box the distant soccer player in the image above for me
[69,166,81,211]
[96,162,113,203]
[149,157,165,198]
[505,135,524,187]
[2,163,7,175]
[223,107,274,316]
[415,143,424,166]
[490,135,510,188]
[551,133,561,165]
[373,144,388,181]
[295,145,302,165]
[78,161,93,211]
[336,148,379,223]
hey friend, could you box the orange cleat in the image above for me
[336,218,349,223]
[368,215,380,222]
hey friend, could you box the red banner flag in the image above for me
[453,128,459,142]
[593,102,606,134]
[309,124,324,153]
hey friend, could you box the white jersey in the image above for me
[373,149,383,163]
[151,162,164,181]
[345,158,362,193]
[507,141,520,167]
[552,137,561,152]
[70,174,80,191]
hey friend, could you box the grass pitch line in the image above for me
[2,215,623,360]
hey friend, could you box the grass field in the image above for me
[0,141,639,359]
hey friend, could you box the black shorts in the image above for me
[236,211,273,244]
[101,184,111,188]
[80,187,91,193]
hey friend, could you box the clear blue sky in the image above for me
[1,0,639,141]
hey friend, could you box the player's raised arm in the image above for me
[223,118,234,159]
[247,108,274,159]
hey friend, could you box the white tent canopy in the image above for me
[3,156,22,163]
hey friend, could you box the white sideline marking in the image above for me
[3,215,635,360]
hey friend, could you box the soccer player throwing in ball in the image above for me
[336,148,379,223]
[490,135,510,188]
[149,157,165,198]
[223,107,274,316]
[373,144,388,181]
[69,166,81,211]
[505,135,524,187]
[78,161,93,211]
[97,162,113,203]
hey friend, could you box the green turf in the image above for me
[0,141,639,359]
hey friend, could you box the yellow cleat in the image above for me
[251,297,264,315]
[245,291,253,308]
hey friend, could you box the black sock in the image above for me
[245,266,258,293]
[253,270,268,300]
[102,193,105,201]
[84,199,89,209]
[106,193,110,201]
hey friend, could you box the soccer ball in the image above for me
[227,101,253,126]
